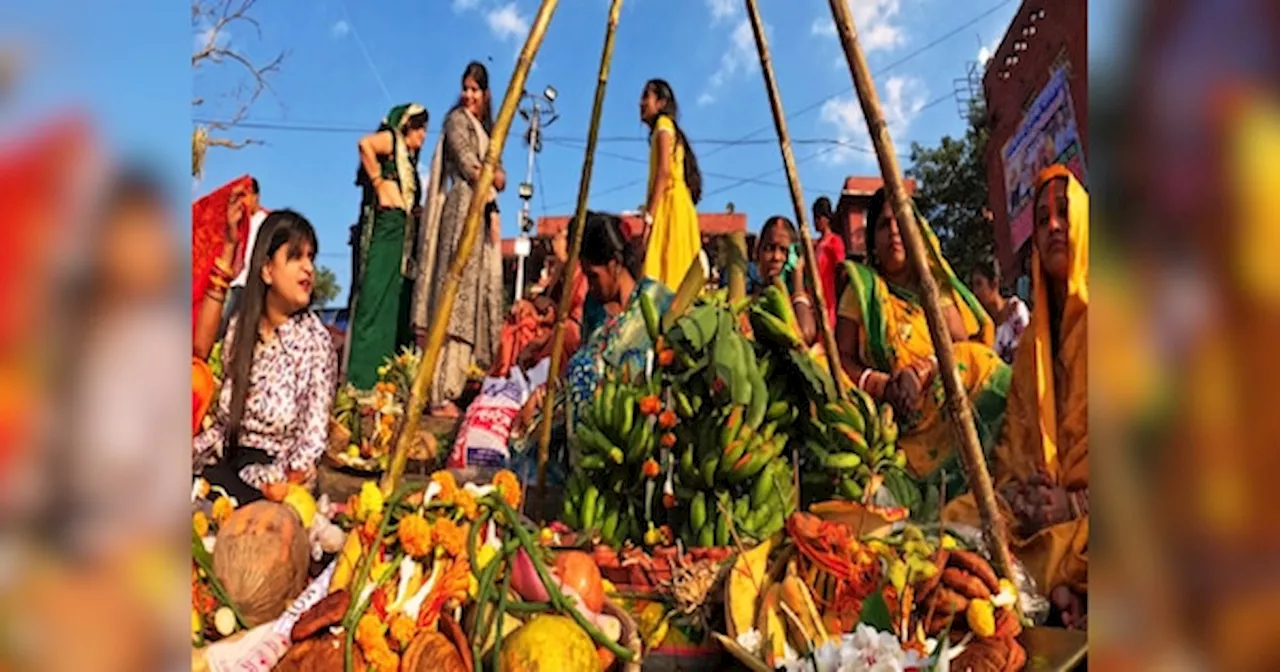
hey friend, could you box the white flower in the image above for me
[735,628,762,657]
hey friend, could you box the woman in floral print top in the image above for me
[193,208,336,503]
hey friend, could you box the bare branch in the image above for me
[191,0,284,154]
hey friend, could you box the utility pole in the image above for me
[514,84,559,302]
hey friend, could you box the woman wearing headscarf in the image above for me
[944,164,1089,629]
[345,102,429,389]
[834,188,1010,496]
[414,61,507,418]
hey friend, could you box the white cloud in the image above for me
[977,34,1002,66]
[811,0,905,53]
[486,3,530,42]
[193,25,229,54]
[700,18,761,105]
[452,0,481,11]
[707,0,737,23]
[819,75,926,164]
[330,20,351,38]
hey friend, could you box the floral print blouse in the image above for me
[566,278,674,425]
[194,311,337,487]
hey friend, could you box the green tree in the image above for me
[311,265,341,308]
[906,102,994,281]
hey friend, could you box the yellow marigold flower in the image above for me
[432,518,465,558]
[397,514,433,558]
[493,469,522,509]
[455,489,479,520]
[430,471,459,504]
[354,613,388,652]
[389,614,417,650]
[192,510,210,537]
[211,496,234,526]
[356,481,385,522]
[966,598,996,638]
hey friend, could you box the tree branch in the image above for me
[191,0,285,154]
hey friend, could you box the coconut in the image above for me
[212,500,310,626]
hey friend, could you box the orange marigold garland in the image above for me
[430,470,459,504]
[492,469,522,509]
[397,514,433,558]
[432,518,466,558]
[454,488,480,520]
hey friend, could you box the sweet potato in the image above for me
[941,567,992,600]
[947,550,999,592]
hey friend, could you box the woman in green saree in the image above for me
[835,188,1010,498]
[345,103,429,389]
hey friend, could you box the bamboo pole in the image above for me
[741,0,847,398]
[382,0,561,495]
[823,0,1015,582]
[535,0,625,503]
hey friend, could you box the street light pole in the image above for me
[514,85,558,302]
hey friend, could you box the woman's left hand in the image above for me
[493,168,507,191]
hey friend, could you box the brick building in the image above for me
[982,0,1087,285]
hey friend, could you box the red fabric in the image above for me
[491,269,588,378]
[191,175,252,334]
[815,233,846,328]
[0,114,92,484]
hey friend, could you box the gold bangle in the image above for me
[209,275,230,290]
[205,288,227,303]
[213,258,234,278]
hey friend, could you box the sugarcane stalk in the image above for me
[822,0,1016,583]
[383,0,561,496]
[661,252,711,332]
[741,0,847,398]
[536,0,625,502]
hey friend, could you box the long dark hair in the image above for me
[580,211,642,279]
[224,210,319,452]
[644,79,703,205]
[454,61,494,134]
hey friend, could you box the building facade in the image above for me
[982,0,1087,286]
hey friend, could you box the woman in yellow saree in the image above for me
[835,188,1011,495]
[944,164,1089,629]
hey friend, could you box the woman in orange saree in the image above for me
[944,164,1089,629]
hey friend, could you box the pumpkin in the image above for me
[554,550,605,614]
[212,501,310,626]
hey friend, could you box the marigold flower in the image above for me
[210,496,234,526]
[638,395,662,416]
[641,458,661,479]
[657,409,678,430]
[430,470,459,504]
[492,469,522,509]
[389,613,417,650]
[432,518,465,558]
[355,613,388,652]
[397,514,433,558]
[454,489,479,520]
[366,644,400,672]
[356,481,385,522]
[192,510,210,537]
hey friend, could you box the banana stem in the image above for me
[494,498,636,661]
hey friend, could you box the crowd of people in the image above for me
[189,62,1089,628]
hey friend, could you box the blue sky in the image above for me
[193,0,1017,302]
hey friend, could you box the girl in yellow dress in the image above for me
[638,79,703,288]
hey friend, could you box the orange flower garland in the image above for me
[454,488,480,520]
[432,518,465,558]
[493,469,522,509]
[430,470,459,504]
[397,513,433,558]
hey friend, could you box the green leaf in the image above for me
[858,584,893,632]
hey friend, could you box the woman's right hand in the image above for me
[376,179,405,210]
[225,186,245,244]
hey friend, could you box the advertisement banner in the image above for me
[1001,66,1086,252]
